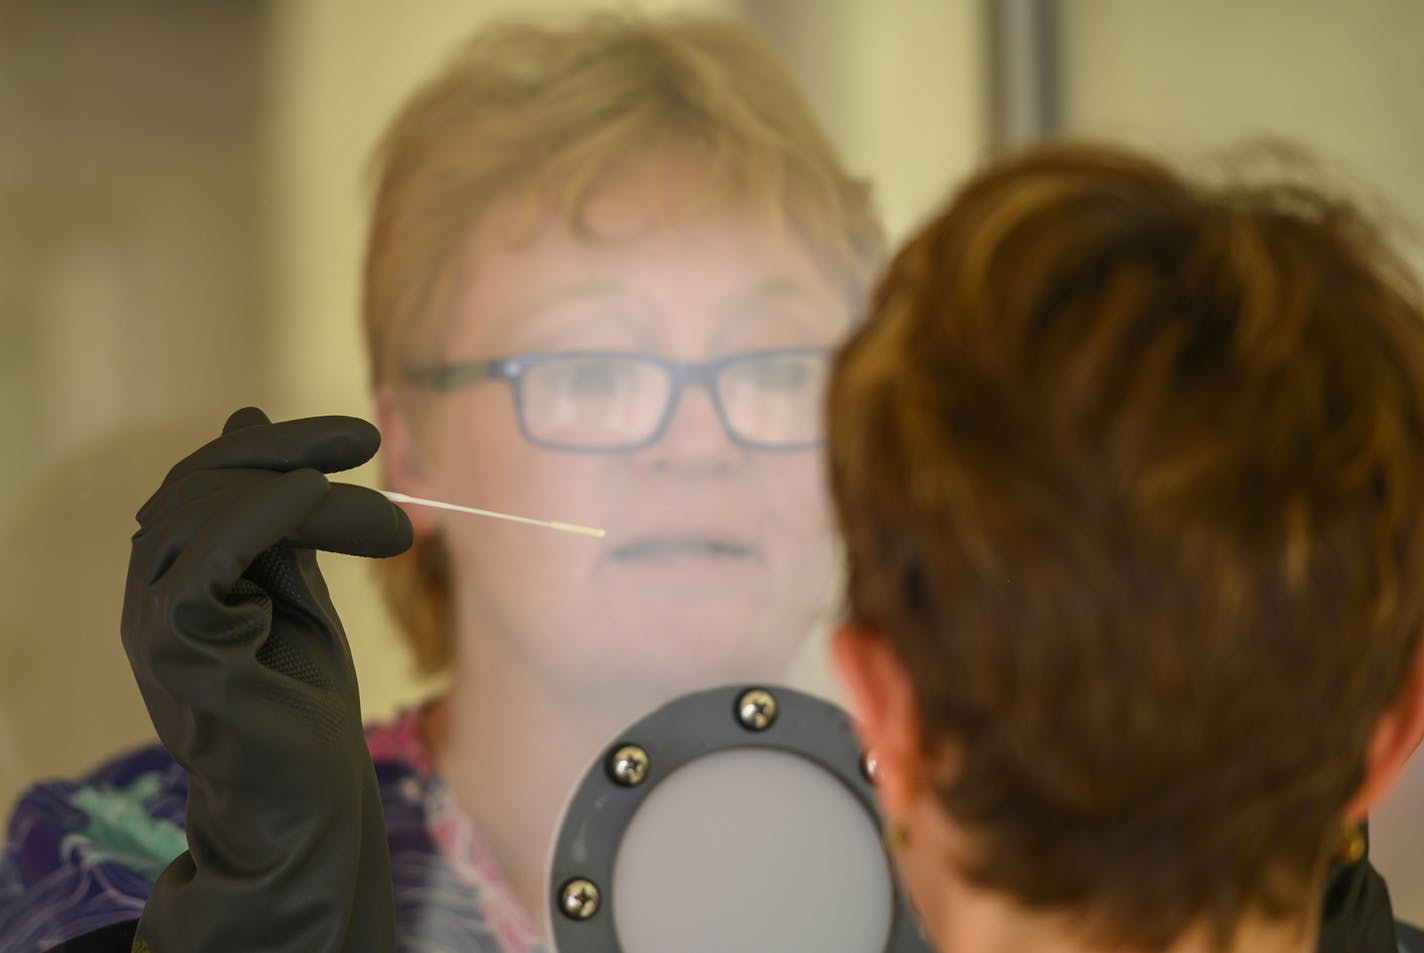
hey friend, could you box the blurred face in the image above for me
[392,156,851,706]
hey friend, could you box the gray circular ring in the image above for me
[546,683,931,953]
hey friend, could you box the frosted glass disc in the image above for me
[611,747,893,953]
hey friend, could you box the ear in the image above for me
[374,384,439,537]
[1342,634,1424,822]
[831,622,925,819]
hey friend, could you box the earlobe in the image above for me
[374,385,438,536]
[1342,634,1424,822]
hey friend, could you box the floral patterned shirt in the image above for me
[0,709,548,953]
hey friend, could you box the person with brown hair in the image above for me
[828,142,1424,953]
[0,9,882,952]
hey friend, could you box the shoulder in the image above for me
[365,705,436,775]
[1,742,184,951]
[0,714,445,952]
[363,706,444,855]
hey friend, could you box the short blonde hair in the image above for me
[363,9,884,674]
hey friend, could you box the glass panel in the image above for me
[0,4,980,950]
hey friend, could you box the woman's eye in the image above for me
[743,357,815,391]
[560,360,631,397]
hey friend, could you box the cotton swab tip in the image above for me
[548,521,607,539]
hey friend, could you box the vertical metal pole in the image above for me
[986,0,1063,150]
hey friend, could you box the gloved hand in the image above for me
[121,407,412,953]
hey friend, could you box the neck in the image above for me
[424,630,689,936]
[922,864,1318,953]
[935,905,1316,953]
[889,782,1324,953]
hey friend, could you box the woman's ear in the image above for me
[831,623,925,820]
[1342,634,1424,822]
[374,384,438,536]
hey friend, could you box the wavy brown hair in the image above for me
[828,142,1424,949]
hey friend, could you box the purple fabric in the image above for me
[0,712,545,953]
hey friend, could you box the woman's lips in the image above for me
[607,535,757,562]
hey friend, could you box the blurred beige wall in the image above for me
[0,2,273,818]
[1061,0,1424,924]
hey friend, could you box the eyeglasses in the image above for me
[406,347,831,452]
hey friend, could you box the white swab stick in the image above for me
[379,490,605,539]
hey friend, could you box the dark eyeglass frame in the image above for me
[405,346,831,453]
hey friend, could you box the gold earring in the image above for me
[1336,824,1366,866]
[883,820,910,852]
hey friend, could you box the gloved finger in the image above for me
[223,405,271,434]
[135,468,287,533]
[139,415,381,524]
[135,475,412,583]
[287,483,414,558]
[174,414,380,480]
[153,468,331,594]
[134,407,272,526]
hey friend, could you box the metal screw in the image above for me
[608,744,650,787]
[736,688,778,731]
[861,750,880,784]
[560,878,601,920]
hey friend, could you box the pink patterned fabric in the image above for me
[367,709,545,953]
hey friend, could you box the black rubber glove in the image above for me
[120,407,412,953]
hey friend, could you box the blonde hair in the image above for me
[363,9,884,674]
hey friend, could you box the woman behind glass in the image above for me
[0,10,883,952]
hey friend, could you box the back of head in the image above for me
[362,9,884,675]
[829,141,1424,949]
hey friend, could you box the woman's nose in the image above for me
[634,383,741,472]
